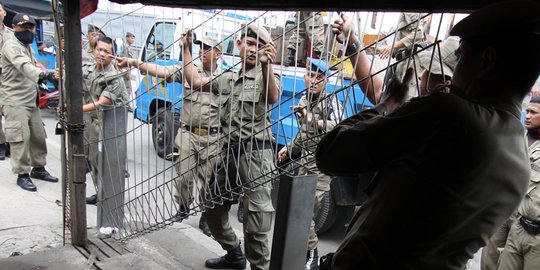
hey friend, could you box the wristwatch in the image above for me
[346,40,361,56]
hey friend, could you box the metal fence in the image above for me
[59,3,463,242]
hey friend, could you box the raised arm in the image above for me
[332,13,384,104]
[116,56,171,79]
[181,29,211,90]
[258,43,279,104]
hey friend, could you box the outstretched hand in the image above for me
[115,56,129,68]
[379,68,414,114]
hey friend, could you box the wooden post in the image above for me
[64,0,88,247]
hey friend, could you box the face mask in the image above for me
[14,30,34,45]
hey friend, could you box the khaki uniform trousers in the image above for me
[205,143,275,270]
[0,73,6,144]
[298,153,332,251]
[288,11,325,53]
[3,105,47,174]
[497,218,540,270]
[480,211,517,270]
[173,127,222,210]
[83,113,101,186]
[0,108,5,144]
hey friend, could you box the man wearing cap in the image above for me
[417,36,459,95]
[123,32,135,58]
[316,1,540,269]
[0,3,14,160]
[82,24,105,66]
[182,24,281,270]
[0,13,58,192]
[120,32,135,108]
[116,35,225,237]
[82,35,126,205]
[278,57,343,270]
[497,96,540,270]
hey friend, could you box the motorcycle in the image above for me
[38,82,60,110]
[36,61,60,110]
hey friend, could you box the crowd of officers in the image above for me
[2,3,540,270]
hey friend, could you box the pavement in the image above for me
[0,110,227,269]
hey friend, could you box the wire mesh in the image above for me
[61,5,463,240]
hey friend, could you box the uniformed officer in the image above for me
[283,11,325,67]
[0,3,14,160]
[316,1,540,269]
[378,12,427,59]
[123,32,135,58]
[116,36,224,237]
[182,24,281,270]
[277,57,343,270]
[83,36,126,204]
[173,36,224,237]
[497,96,540,269]
[379,12,427,98]
[417,35,459,95]
[120,31,135,109]
[0,13,58,192]
[82,24,105,66]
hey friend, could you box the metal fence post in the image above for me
[63,0,87,247]
[97,105,127,229]
[270,174,317,270]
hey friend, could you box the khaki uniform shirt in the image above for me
[123,43,134,58]
[518,139,540,221]
[290,92,342,155]
[212,66,282,142]
[82,62,126,118]
[396,13,426,48]
[82,42,94,66]
[316,89,529,270]
[166,64,222,128]
[0,37,42,107]
[0,26,14,71]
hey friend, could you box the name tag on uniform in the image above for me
[244,84,259,90]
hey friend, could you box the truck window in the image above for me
[143,21,176,62]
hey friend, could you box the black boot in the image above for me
[283,48,296,67]
[199,212,212,237]
[0,143,6,160]
[17,174,37,192]
[172,205,190,222]
[237,201,244,223]
[30,167,58,182]
[305,248,319,270]
[205,245,247,269]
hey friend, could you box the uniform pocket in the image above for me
[5,121,23,142]
[245,211,273,233]
[527,163,540,196]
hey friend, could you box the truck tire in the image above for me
[314,190,355,235]
[152,107,176,159]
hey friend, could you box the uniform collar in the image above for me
[238,65,260,79]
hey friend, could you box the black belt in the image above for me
[182,124,221,136]
[519,216,540,235]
